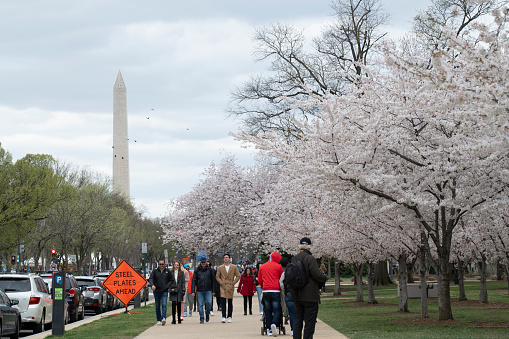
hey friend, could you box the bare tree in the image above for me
[413,0,505,48]
[228,0,388,138]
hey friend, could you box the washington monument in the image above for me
[113,71,130,198]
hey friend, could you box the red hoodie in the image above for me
[258,252,283,292]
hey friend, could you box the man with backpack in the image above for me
[287,237,327,339]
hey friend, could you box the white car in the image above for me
[0,274,53,334]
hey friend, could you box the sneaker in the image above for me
[183,312,187,317]
[189,311,192,317]
[200,320,204,324]
[206,314,210,322]
[271,324,278,337]
[227,317,232,323]
[180,317,184,321]
[156,321,162,325]
[162,318,166,326]
[291,330,293,336]
[268,330,273,336]
[210,311,214,316]
[221,317,226,323]
[260,311,263,315]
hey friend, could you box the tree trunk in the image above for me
[458,260,467,301]
[367,262,377,304]
[373,260,392,286]
[437,252,453,320]
[419,233,428,318]
[353,263,364,302]
[334,261,341,296]
[477,258,488,304]
[504,265,509,294]
[496,259,503,281]
[328,257,332,279]
[398,253,409,312]
[407,257,417,283]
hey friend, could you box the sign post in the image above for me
[102,260,148,314]
[144,244,149,307]
[52,271,66,336]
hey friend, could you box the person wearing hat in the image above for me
[290,237,327,339]
[191,257,216,324]
[183,263,194,317]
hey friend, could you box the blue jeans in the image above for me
[263,292,281,328]
[256,286,263,313]
[153,291,168,321]
[196,290,212,322]
[285,292,295,331]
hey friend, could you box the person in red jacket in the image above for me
[258,252,283,337]
[237,267,256,315]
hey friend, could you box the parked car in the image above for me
[96,277,121,310]
[0,274,52,334]
[64,275,85,322]
[75,277,107,315]
[38,273,70,324]
[0,289,20,339]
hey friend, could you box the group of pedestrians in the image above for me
[258,237,327,338]
[148,237,326,339]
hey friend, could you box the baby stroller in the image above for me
[260,295,286,336]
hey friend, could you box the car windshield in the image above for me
[0,278,31,292]
[76,280,97,287]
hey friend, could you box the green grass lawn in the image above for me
[46,304,156,339]
[319,281,509,338]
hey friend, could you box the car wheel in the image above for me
[65,310,71,324]
[33,310,45,333]
[9,318,20,339]
[71,307,78,323]
[44,318,52,331]
[78,304,85,320]
[95,306,102,315]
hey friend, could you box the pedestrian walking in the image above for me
[148,259,176,326]
[254,263,263,316]
[216,253,241,323]
[170,261,186,324]
[183,263,194,317]
[207,259,217,315]
[278,259,290,326]
[236,266,256,315]
[191,257,216,324]
[290,237,327,339]
[279,259,294,336]
[180,263,190,321]
[258,252,283,337]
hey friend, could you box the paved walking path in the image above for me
[135,294,347,338]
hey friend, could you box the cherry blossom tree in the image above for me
[162,155,275,257]
[235,6,509,320]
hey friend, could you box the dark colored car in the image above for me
[0,289,21,339]
[65,275,85,322]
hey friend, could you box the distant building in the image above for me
[112,71,130,198]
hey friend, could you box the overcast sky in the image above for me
[0,0,430,219]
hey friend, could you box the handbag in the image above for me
[170,287,178,294]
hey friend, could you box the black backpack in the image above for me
[284,253,308,290]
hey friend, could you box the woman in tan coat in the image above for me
[215,253,241,323]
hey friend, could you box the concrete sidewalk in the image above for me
[136,294,347,338]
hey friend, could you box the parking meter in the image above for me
[52,272,66,336]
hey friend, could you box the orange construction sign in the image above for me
[102,260,148,307]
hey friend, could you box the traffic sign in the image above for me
[50,263,57,271]
[102,260,148,307]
